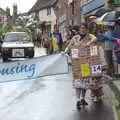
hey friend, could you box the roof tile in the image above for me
[30,0,57,12]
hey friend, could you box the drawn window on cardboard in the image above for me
[90,46,98,56]
[71,48,79,58]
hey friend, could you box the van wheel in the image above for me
[3,57,8,62]
[29,52,34,58]
[29,55,34,58]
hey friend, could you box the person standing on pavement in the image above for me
[55,30,63,52]
[43,36,51,54]
[98,24,117,77]
[65,23,97,109]
[50,33,59,53]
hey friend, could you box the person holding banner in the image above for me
[65,23,97,109]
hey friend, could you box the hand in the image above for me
[64,47,69,54]
[84,43,90,48]
[86,41,91,46]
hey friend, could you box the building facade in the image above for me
[54,0,87,41]
[54,0,68,41]
[29,0,57,34]
[0,8,7,27]
[38,7,56,32]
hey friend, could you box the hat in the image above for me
[89,16,97,19]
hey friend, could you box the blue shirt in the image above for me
[55,32,63,45]
[112,28,120,39]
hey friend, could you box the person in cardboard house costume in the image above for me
[65,23,97,109]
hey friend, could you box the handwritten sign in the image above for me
[91,65,102,74]
[0,53,68,83]
[71,49,79,58]
[80,63,91,77]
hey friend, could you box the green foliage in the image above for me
[0,26,31,36]
[0,26,12,36]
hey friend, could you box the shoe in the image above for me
[76,101,81,109]
[80,99,88,105]
[93,96,101,103]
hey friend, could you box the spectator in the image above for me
[98,24,116,76]
[112,19,120,39]
[55,30,63,52]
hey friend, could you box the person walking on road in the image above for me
[65,23,97,109]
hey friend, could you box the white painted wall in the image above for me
[39,7,56,32]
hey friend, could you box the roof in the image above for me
[0,8,6,14]
[29,0,57,13]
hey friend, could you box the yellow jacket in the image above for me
[51,34,59,52]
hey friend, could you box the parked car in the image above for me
[1,32,34,62]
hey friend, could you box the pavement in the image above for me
[106,80,120,120]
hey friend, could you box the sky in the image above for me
[0,0,37,14]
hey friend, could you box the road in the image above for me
[0,47,114,120]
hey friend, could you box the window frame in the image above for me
[47,7,51,16]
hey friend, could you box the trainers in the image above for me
[80,99,88,105]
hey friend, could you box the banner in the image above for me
[0,53,69,82]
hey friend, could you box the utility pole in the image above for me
[79,0,82,23]
[71,0,75,26]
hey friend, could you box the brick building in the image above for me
[54,0,68,41]
[54,0,85,41]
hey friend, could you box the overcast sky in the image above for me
[0,0,37,14]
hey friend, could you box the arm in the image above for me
[86,34,97,46]
[64,35,81,53]
[98,33,117,41]
[64,39,73,53]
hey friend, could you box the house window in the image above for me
[47,7,51,15]
[35,12,39,21]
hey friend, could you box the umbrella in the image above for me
[103,11,120,21]
[94,8,111,17]
[96,11,120,25]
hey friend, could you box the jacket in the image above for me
[65,33,97,53]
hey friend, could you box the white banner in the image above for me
[0,53,69,82]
